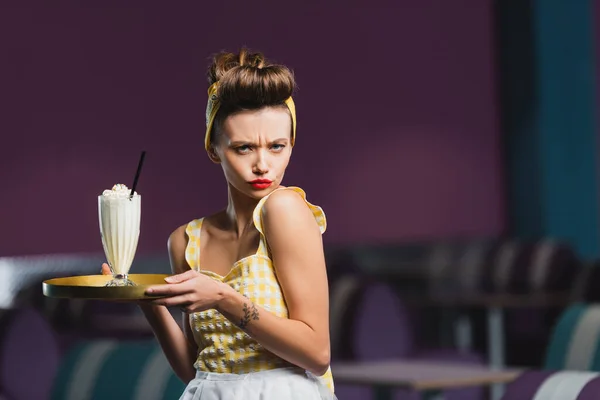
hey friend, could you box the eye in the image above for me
[235,145,252,154]
[271,144,286,152]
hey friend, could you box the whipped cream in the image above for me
[101,184,138,198]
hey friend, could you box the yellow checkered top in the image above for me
[184,186,334,393]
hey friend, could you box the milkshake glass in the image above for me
[98,184,141,287]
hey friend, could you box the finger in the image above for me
[101,263,111,275]
[145,282,194,296]
[164,269,198,283]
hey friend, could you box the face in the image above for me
[210,107,293,200]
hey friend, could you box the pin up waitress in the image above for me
[102,48,337,399]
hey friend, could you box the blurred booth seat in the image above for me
[51,339,185,400]
[329,276,486,400]
[0,306,60,400]
[0,305,185,400]
[501,370,600,400]
[544,303,600,372]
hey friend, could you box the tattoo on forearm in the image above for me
[239,302,260,329]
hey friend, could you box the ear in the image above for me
[207,146,221,164]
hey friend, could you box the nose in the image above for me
[252,149,269,175]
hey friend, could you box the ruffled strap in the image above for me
[252,186,326,256]
[184,218,203,271]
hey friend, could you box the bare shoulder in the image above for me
[168,224,188,252]
[167,224,190,274]
[262,188,310,218]
[262,188,319,234]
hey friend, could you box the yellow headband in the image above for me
[205,82,297,151]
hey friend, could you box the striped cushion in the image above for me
[453,241,496,292]
[502,371,600,400]
[545,304,600,371]
[526,240,579,292]
[51,340,185,400]
[486,241,533,293]
[483,240,579,294]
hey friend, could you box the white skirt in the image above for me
[179,367,337,400]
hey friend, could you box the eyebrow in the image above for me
[229,138,289,146]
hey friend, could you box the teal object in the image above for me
[497,0,600,259]
[51,340,186,400]
[51,342,90,400]
[544,303,587,369]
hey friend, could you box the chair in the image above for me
[544,303,600,371]
[501,370,600,399]
[329,277,484,400]
[51,340,185,400]
[0,307,60,400]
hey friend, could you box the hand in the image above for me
[101,263,111,275]
[146,269,231,313]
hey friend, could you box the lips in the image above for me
[249,179,272,189]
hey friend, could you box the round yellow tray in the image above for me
[42,274,170,300]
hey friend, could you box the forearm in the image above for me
[216,289,330,375]
[139,304,197,383]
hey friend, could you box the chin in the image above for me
[229,180,281,200]
[246,191,266,200]
[250,184,281,199]
[232,185,267,200]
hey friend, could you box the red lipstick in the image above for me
[249,179,272,189]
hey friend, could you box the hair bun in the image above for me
[207,48,295,109]
[239,51,265,69]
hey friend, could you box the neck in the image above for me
[225,184,260,238]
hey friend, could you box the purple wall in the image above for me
[0,1,505,256]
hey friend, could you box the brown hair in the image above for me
[207,48,296,146]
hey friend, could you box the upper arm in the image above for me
[167,224,191,275]
[262,190,330,340]
[167,225,197,349]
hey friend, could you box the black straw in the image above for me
[130,151,146,198]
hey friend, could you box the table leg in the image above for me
[373,386,393,400]
[439,309,455,347]
[488,306,505,400]
[454,313,473,353]
[421,390,444,400]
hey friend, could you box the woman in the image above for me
[103,48,336,399]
